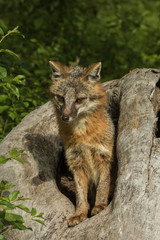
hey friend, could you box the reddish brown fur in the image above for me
[49,61,114,227]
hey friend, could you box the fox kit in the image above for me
[49,61,114,227]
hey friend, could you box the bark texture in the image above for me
[1,68,160,240]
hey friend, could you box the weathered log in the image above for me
[1,68,160,240]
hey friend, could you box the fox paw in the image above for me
[91,204,107,216]
[68,213,87,227]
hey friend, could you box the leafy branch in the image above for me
[0,149,24,164]
[0,152,45,240]
[0,27,26,140]
[0,26,24,59]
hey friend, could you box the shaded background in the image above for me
[0,0,160,138]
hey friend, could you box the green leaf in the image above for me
[0,221,4,231]
[4,182,14,190]
[7,84,19,99]
[9,149,18,156]
[0,197,9,201]
[13,222,32,231]
[5,212,24,223]
[31,208,37,216]
[34,18,43,30]
[17,196,31,201]
[0,26,24,44]
[13,75,25,84]
[0,200,15,209]
[35,212,44,218]
[23,102,29,107]
[12,86,20,99]
[0,28,4,35]
[9,190,20,201]
[0,95,8,102]
[0,155,8,164]
[0,181,14,191]
[8,26,25,39]
[0,49,19,59]
[17,150,24,154]
[16,204,30,213]
[0,106,9,114]
[32,219,45,225]
[0,66,7,78]
[0,234,6,240]
[13,157,24,164]
[20,112,28,118]
[9,111,17,121]
[0,181,5,190]
[0,210,5,219]
[9,149,24,159]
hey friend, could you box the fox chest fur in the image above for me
[57,106,114,183]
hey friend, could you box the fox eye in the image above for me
[55,95,64,103]
[76,98,86,104]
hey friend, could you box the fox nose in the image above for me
[62,114,70,122]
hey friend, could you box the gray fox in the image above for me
[49,61,115,227]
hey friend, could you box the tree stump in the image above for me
[0,68,160,240]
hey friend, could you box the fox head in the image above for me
[49,61,106,122]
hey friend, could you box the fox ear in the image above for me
[87,62,101,83]
[49,61,64,80]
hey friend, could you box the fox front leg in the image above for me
[91,161,111,216]
[68,169,89,227]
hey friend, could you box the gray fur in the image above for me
[69,66,84,80]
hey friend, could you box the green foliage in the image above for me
[0,27,45,140]
[0,153,45,239]
[0,26,24,58]
[0,180,45,239]
[0,28,45,238]
[0,1,160,137]
[1,0,160,77]
[0,28,25,139]
[0,149,24,164]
